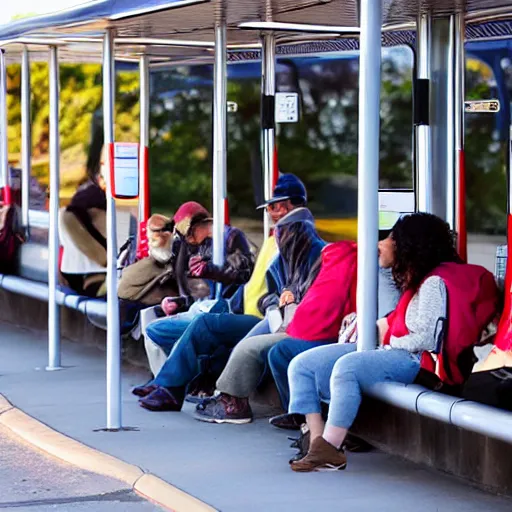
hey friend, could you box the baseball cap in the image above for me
[257,173,307,209]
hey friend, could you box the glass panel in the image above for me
[149,46,414,243]
[465,54,507,273]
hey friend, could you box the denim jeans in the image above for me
[145,299,231,355]
[146,316,195,355]
[151,313,261,389]
[288,343,420,429]
[268,337,333,410]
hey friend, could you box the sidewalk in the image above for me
[1,322,511,512]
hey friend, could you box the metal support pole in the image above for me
[416,14,432,213]
[445,16,456,230]
[21,46,31,231]
[0,50,8,192]
[103,29,122,430]
[454,13,466,260]
[138,54,150,224]
[261,32,276,239]
[357,0,382,352]
[47,46,62,371]
[212,13,227,270]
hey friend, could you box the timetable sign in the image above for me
[276,92,299,123]
[113,142,139,199]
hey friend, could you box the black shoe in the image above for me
[269,413,305,431]
[343,434,374,453]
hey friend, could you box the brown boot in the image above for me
[290,436,347,472]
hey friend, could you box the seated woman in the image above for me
[59,167,107,297]
[286,213,498,472]
[135,207,325,412]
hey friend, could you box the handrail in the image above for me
[366,382,512,445]
[0,273,107,322]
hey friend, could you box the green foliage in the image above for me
[4,50,506,234]
[7,63,139,197]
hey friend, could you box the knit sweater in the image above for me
[389,276,447,353]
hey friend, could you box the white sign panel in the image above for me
[113,143,139,199]
[378,190,415,230]
[275,92,299,123]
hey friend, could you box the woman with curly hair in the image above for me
[285,212,498,472]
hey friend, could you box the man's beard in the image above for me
[150,245,172,263]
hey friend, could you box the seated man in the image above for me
[134,204,325,411]
[194,240,359,424]
[120,201,254,336]
[141,174,308,375]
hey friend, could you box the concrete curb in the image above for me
[0,394,217,512]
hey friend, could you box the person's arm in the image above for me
[389,276,447,353]
[193,229,255,285]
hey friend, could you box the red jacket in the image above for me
[286,241,357,341]
[384,262,498,386]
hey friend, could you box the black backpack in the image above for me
[463,367,512,411]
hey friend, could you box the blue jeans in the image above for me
[245,317,270,338]
[268,337,332,410]
[151,313,261,389]
[146,316,194,355]
[145,299,231,355]
[288,344,420,429]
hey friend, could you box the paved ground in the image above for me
[1,322,511,512]
[0,424,160,511]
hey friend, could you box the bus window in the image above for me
[465,55,507,272]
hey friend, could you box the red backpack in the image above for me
[384,262,499,387]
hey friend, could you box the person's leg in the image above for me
[151,314,260,389]
[268,338,333,411]
[215,333,288,398]
[244,317,270,338]
[287,343,357,424]
[140,313,260,412]
[195,332,288,424]
[145,316,193,354]
[325,349,421,439]
[291,349,420,472]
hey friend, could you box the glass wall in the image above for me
[149,46,415,241]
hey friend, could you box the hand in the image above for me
[279,290,295,308]
[161,297,179,316]
[189,255,209,277]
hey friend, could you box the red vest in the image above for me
[286,241,357,341]
[384,262,498,386]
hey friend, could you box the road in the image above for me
[0,425,160,511]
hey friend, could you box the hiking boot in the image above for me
[138,387,183,412]
[269,413,305,431]
[132,383,158,398]
[290,437,347,472]
[194,393,253,424]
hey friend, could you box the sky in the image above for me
[0,0,84,25]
